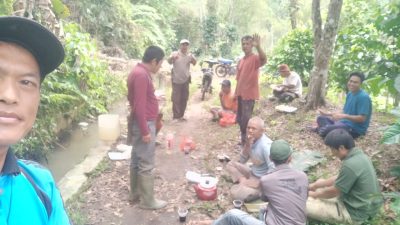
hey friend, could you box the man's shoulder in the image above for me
[290,71,301,79]
[359,90,371,100]
[18,160,54,183]
[260,134,273,145]
[130,66,150,81]
[262,167,307,181]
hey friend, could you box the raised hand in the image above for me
[252,33,261,48]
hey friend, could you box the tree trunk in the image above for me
[306,0,343,110]
[289,0,299,30]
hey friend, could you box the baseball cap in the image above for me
[220,79,231,87]
[0,16,65,79]
[270,139,293,161]
[180,39,190,44]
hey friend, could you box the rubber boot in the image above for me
[138,175,167,210]
[128,169,139,203]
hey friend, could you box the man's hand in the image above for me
[252,33,261,48]
[308,191,318,198]
[318,108,331,116]
[308,182,319,192]
[332,113,346,120]
[142,134,151,143]
[247,134,255,145]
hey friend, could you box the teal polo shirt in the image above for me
[0,149,70,225]
[340,89,372,135]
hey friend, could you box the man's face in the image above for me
[180,43,189,53]
[279,70,290,77]
[347,75,362,93]
[150,59,164,74]
[0,42,41,147]
[241,39,253,54]
[247,119,263,140]
[221,85,230,94]
[330,146,348,160]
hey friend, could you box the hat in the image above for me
[220,79,231,87]
[180,39,190,44]
[278,64,290,72]
[0,16,65,79]
[270,139,293,161]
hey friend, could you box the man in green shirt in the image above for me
[307,129,382,224]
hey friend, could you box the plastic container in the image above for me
[98,114,120,141]
[180,136,196,153]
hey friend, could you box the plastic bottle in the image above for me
[166,133,174,150]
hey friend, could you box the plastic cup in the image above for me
[178,208,188,222]
[233,200,243,209]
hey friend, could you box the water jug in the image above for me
[98,114,120,142]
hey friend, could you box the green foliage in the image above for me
[267,29,314,85]
[13,23,126,161]
[382,119,400,144]
[329,0,399,107]
[51,0,70,19]
[131,4,173,49]
[217,24,239,58]
[203,15,218,49]
[0,0,13,15]
[172,5,202,51]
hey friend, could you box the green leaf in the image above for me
[382,120,400,144]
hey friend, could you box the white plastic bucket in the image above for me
[98,114,120,141]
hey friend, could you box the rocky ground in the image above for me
[66,68,399,225]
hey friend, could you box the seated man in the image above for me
[314,72,372,138]
[210,79,237,122]
[307,129,383,224]
[226,116,274,202]
[272,64,302,103]
[188,140,308,225]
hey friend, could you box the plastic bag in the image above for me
[219,111,236,127]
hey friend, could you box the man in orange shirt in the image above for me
[210,79,237,121]
[235,34,267,145]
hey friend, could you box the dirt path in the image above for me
[122,84,217,225]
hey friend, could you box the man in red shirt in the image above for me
[127,46,167,210]
[235,34,267,145]
[210,79,237,121]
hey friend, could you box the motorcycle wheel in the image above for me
[215,65,227,78]
[201,80,210,101]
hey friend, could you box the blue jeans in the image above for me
[212,209,265,225]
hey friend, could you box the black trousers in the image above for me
[236,96,255,144]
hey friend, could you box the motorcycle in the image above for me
[200,60,219,101]
[215,58,236,78]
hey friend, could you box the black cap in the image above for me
[220,79,231,87]
[0,16,65,79]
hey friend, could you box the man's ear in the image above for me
[150,58,158,66]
